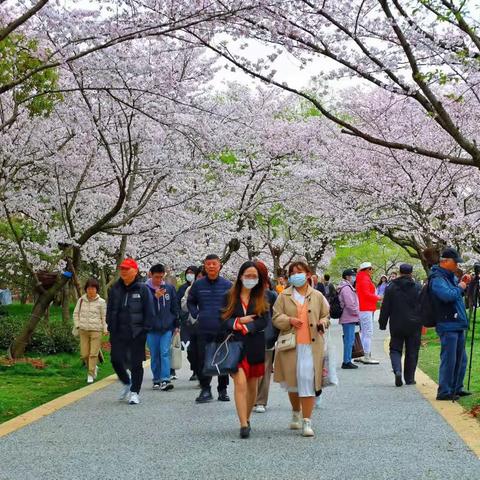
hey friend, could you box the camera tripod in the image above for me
[466,264,479,390]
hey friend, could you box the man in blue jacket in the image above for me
[146,264,180,391]
[187,254,232,403]
[429,248,470,401]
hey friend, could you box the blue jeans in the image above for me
[342,323,356,364]
[437,330,466,397]
[147,331,172,383]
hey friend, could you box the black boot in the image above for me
[218,389,230,402]
[395,373,403,387]
[196,388,213,404]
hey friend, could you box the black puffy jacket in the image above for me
[106,277,154,338]
[379,276,422,336]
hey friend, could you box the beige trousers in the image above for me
[79,330,102,377]
[256,350,274,406]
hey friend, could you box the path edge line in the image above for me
[0,372,118,438]
[383,337,480,459]
[0,359,151,438]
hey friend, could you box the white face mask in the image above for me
[242,278,259,290]
[186,273,195,283]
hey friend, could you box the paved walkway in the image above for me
[1,323,479,480]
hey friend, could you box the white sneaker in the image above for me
[302,418,315,437]
[129,392,140,405]
[289,411,302,430]
[363,353,380,365]
[87,375,94,384]
[255,405,266,413]
[119,383,131,401]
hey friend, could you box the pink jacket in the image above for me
[338,280,360,324]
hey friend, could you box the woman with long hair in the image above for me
[222,261,269,439]
[376,275,388,298]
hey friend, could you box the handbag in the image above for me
[352,332,364,358]
[170,332,182,370]
[322,329,338,387]
[276,331,296,352]
[203,333,243,376]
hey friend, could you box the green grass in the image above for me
[0,349,113,424]
[418,323,480,414]
[0,303,113,424]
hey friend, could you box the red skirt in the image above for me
[238,356,265,379]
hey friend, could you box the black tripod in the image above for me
[466,264,480,390]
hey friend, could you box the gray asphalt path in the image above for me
[1,322,479,480]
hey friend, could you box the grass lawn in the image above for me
[418,321,480,416]
[0,304,113,424]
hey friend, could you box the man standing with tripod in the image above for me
[429,248,470,401]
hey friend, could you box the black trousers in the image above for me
[389,331,421,383]
[187,331,198,373]
[191,333,229,392]
[110,333,146,394]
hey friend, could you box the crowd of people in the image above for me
[72,246,473,438]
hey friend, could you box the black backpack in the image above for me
[417,277,437,327]
[329,286,347,319]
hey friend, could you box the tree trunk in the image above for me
[100,268,108,300]
[61,283,71,325]
[8,278,68,358]
[8,261,74,359]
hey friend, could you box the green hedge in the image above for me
[0,305,78,355]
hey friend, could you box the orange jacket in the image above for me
[356,270,380,311]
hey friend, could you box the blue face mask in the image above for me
[289,273,307,288]
[351,275,356,283]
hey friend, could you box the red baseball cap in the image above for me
[119,258,138,270]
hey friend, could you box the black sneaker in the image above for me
[189,373,198,382]
[456,390,472,397]
[196,388,213,403]
[436,393,459,401]
[240,426,250,439]
[153,383,161,390]
[218,390,230,402]
[160,381,174,391]
[395,373,403,387]
[341,362,359,369]
[405,380,416,385]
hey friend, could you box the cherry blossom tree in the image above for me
[194,0,480,168]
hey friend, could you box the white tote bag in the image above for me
[170,332,182,370]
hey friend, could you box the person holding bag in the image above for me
[221,261,269,439]
[338,269,360,370]
[72,278,107,384]
[273,261,330,438]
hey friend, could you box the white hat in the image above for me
[359,262,372,270]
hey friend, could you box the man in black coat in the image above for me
[107,258,154,405]
[379,264,422,387]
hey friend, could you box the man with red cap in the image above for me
[106,258,154,405]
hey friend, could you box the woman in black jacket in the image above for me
[222,261,269,439]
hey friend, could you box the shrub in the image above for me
[0,306,78,355]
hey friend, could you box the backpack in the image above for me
[329,286,347,319]
[417,277,437,327]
